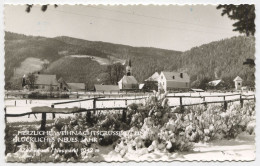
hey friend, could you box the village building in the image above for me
[208,79,226,90]
[58,77,70,91]
[233,76,243,90]
[67,83,86,92]
[143,72,160,91]
[94,84,120,93]
[118,59,139,90]
[33,74,59,91]
[158,71,190,92]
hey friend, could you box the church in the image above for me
[118,59,139,90]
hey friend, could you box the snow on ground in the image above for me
[13,57,48,77]
[5,91,255,123]
[102,132,255,161]
[69,55,125,65]
[4,91,255,161]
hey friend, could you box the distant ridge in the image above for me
[4,31,255,90]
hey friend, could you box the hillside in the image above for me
[180,36,255,88]
[4,32,255,90]
[4,32,181,89]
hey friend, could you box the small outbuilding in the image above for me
[233,76,243,90]
[67,83,86,92]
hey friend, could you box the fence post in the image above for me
[180,96,184,112]
[14,101,16,107]
[26,100,27,104]
[203,96,205,102]
[224,101,228,111]
[93,98,96,114]
[240,94,244,108]
[51,104,55,119]
[40,113,46,131]
[125,99,127,107]
[86,110,91,122]
[122,108,126,122]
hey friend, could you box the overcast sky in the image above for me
[4,5,240,51]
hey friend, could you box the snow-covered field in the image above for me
[5,91,254,123]
[4,91,255,161]
[102,132,255,161]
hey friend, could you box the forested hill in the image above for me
[180,36,255,88]
[5,31,255,90]
[4,32,181,89]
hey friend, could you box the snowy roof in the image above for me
[191,89,204,92]
[161,71,190,82]
[118,75,138,84]
[208,80,222,86]
[67,83,85,90]
[35,74,58,86]
[234,76,243,82]
[145,72,160,81]
[139,84,145,89]
[94,85,119,91]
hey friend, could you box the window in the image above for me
[161,76,163,79]
[172,76,175,79]
[238,83,241,85]
[186,82,188,87]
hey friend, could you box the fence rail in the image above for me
[5,93,255,131]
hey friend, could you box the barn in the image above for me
[33,74,59,91]
[158,71,190,92]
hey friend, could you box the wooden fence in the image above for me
[5,93,255,131]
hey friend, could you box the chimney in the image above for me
[180,73,183,78]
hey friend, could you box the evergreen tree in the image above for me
[217,4,255,36]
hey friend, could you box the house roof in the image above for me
[145,72,160,81]
[94,85,119,91]
[139,84,145,89]
[58,77,69,87]
[191,89,205,92]
[161,71,190,82]
[67,83,85,90]
[234,76,243,81]
[118,75,138,84]
[35,74,58,86]
[208,80,222,86]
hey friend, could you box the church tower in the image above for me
[126,59,132,76]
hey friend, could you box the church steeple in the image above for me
[128,59,131,67]
[126,59,132,76]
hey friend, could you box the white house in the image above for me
[158,71,190,92]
